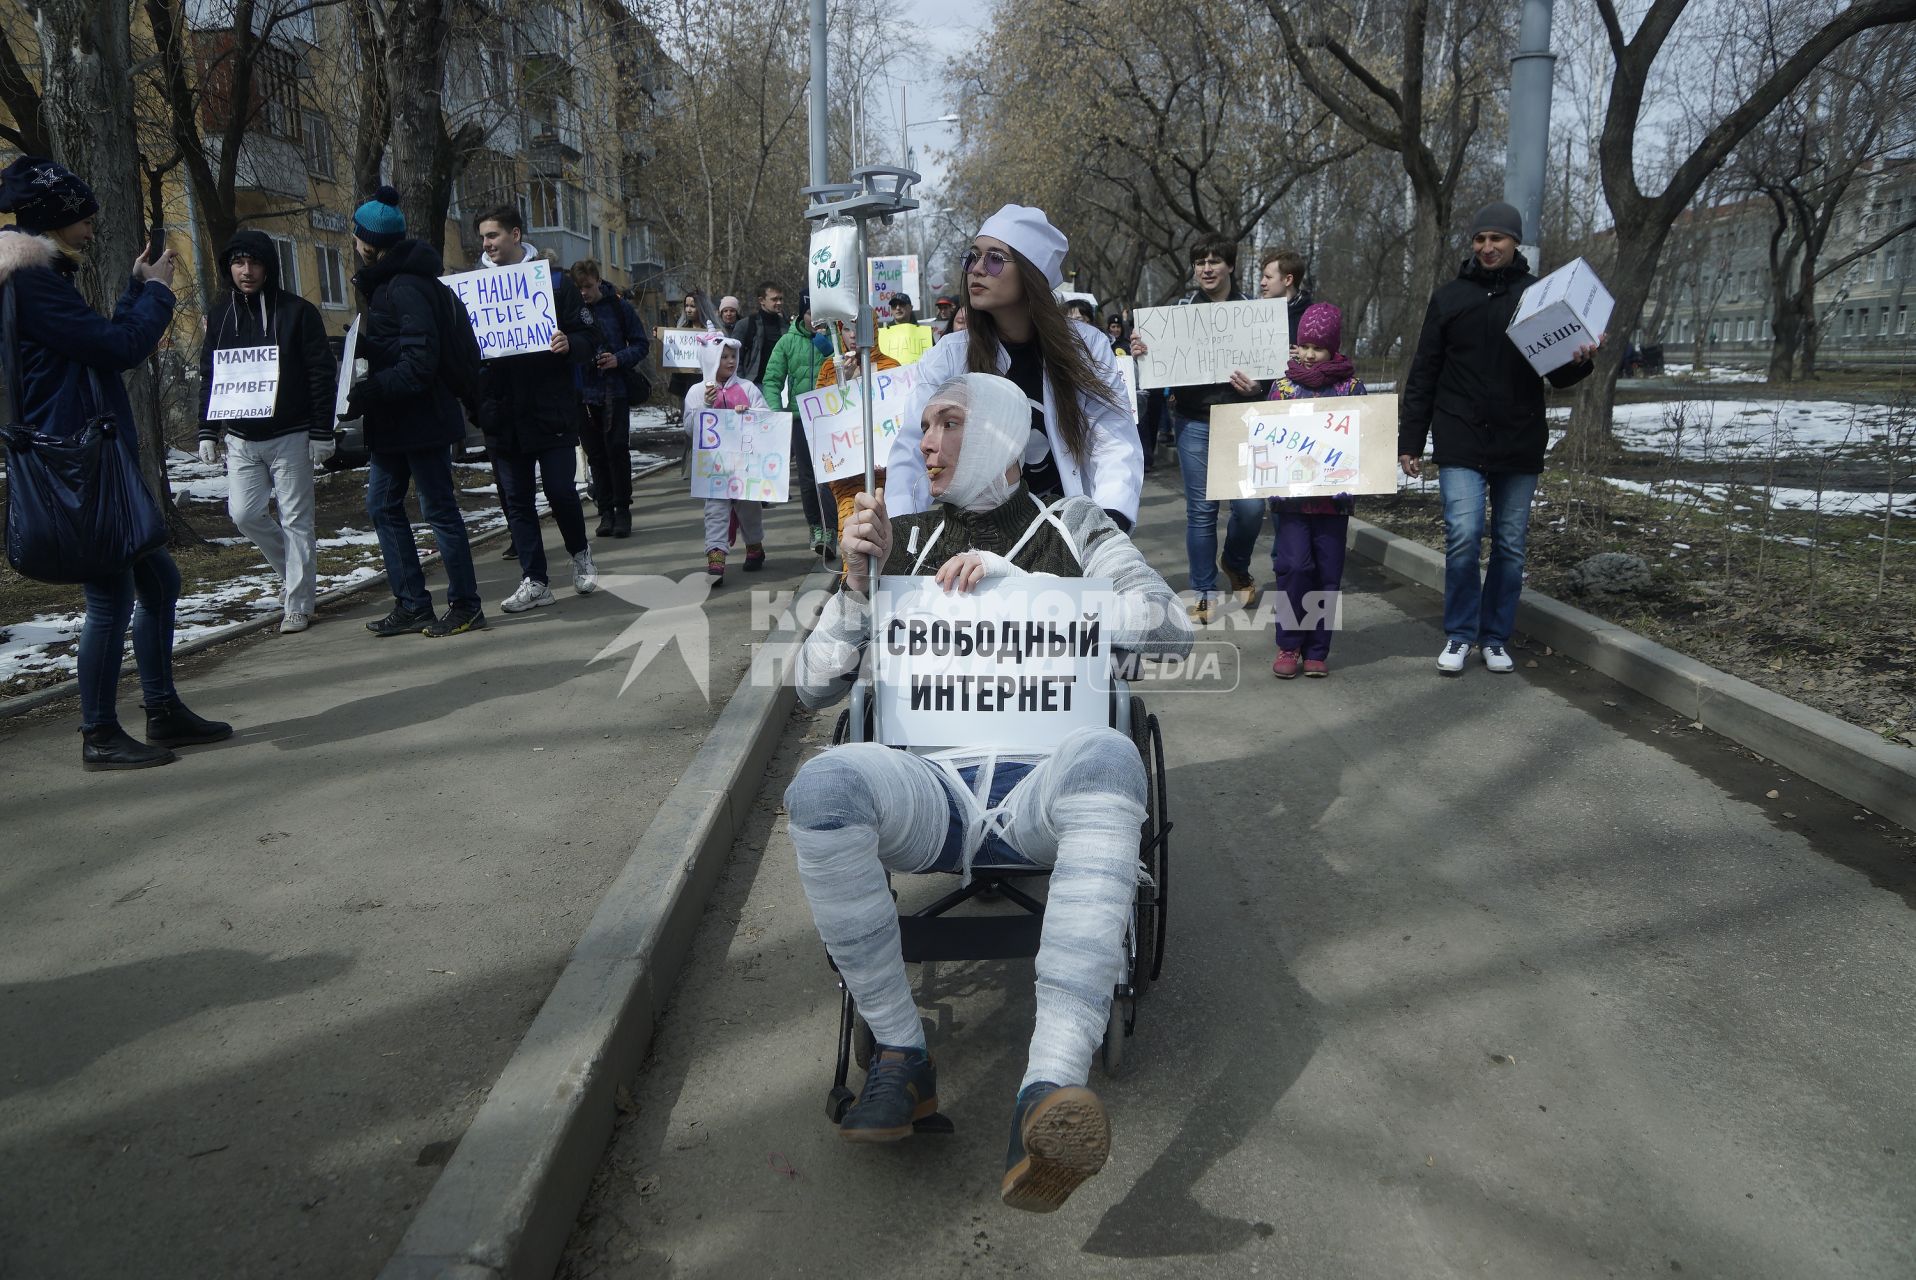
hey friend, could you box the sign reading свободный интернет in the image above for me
[442,260,556,359]
[1131,297,1291,389]
[873,577,1115,752]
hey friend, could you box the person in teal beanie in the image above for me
[761,289,834,555]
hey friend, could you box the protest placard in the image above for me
[1507,256,1614,375]
[1204,393,1401,500]
[689,408,791,502]
[873,576,1115,751]
[658,327,705,372]
[207,346,280,420]
[1130,298,1292,389]
[793,363,923,482]
[333,315,359,421]
[442,259,556,359]
[867,254,921,312]
[1111,352,1140,424]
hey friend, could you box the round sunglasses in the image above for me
[960,247,1013,277]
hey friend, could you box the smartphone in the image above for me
[145,227,166,263]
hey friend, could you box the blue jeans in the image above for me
[1173,409,1264,595]
[78,549,181,731]
[1438,466,1538,647]
[366,446,480,614]
[494,444,590,586]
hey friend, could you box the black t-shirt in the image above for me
[1002,338,1061,498]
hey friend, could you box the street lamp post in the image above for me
[898,92,960,273]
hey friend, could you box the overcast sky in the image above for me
[861,0,977,192]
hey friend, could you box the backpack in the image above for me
[396,274,483,411]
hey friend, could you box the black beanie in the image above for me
[1470,201,1523,242]
[0,156,99,233]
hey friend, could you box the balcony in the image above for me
[529,98,584,160]
[211,131,308,200]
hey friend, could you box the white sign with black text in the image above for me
[1507,257,1614,375]
[207,346,280,420]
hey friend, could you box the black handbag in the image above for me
[1,283,167,583]
[620,364,653,404]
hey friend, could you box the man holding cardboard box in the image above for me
[1397,202,1602,676]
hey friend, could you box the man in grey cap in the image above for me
[1397,201,1602,676]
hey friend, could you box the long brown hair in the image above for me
[963,248,1122,464]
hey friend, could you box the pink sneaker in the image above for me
[1303,658,1329,678]
[1271,649,1301,679]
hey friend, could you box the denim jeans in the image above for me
[78,548,181,731]
[366,446,480,614]
[1438,466,1538,647]
[495,444,590,586]
[225,432,318,613]
[1173,409,1264,595]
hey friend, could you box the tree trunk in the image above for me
[36,0,178,525]
[383,0,457,258]
[349,0,391,198]
[1566,216,1668,458]
[1395,183,1448,387]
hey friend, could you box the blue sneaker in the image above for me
[1001,1082,1110,1212]
[838,1045,937,1143]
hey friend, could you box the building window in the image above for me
[1898,306,1908,335]
[270,236,300,294]
[302,111,335,180]
[317,244,346,307]
[529,178,586,234]
[1860,308,1870,336]
[259,46,302,141]
[590,223,602,263]
[1866,254,1877,282]
[1881,309,1892,337]
[1842,309,1854,337]
[1888,250,1899,281]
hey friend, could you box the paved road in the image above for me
[559,471,1916,1279]
[0,468,821,1280]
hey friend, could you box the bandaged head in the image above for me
[924,373,1029,513]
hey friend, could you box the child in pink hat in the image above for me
[1265,302,1365,678]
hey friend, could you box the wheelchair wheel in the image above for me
[830,708,851,746]
[1126,697,1163,995]
[1148,711,1169,981]
[1102,997,1127,1075]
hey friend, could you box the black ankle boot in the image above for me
[596,510,616,537]
[81,725,178,772]
[144,696,234,747]
[612,507,632,538]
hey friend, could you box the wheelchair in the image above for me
[821,670,1171,1128]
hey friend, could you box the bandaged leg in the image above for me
[995,727,1147,1089]
[786,743,952,1050]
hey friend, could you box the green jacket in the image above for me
[761,320,824,411]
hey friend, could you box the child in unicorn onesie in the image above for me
[1264,302,1366,679]
[682,333,768,582]
[786,372,1192,1212]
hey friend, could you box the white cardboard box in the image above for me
[1507,256,1614,375]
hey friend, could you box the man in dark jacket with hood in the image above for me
[1398,201,1602,676]
[572,258,649,538]
[472,206,597,612]
[728,280,784,386]
[197,229,337,633]
[346,186,485,638]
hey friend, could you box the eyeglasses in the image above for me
[961,247,1012,278]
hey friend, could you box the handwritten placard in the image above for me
[793,363,923,481]
[1131,298,1291,389]
[658,327,706,372]
[1204,393,1401,500]
[689,408,792,502]
[442,260,556,359]
[867,254,921,312]
[872,576,1114,751]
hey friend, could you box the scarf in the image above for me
[1286,352,1356,390]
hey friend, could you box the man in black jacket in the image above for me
[347,187,485,638]
[728,280,784,386]
[573,258,649,538]
[197,229,337,633]
[1398,202,1602,676]
[472,206,598,613]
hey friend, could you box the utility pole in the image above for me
[808,0,828,189]
[1503,0,1556,270]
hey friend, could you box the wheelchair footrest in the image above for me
[900,914,1044,963]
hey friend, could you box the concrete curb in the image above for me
[1347,518,1916,832]
[0,459,677,721]
[377,565,838,1280]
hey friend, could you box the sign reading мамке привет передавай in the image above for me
[872,577,1116,752]
[442,260,557,359]
[1130,297,1292,390]
[206,345,280,420]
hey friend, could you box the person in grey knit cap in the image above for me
[1397,201,1604,676]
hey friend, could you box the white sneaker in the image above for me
[279,611,311,634]
[1436,639,1469,675]
[501,577,557,613]
[572,548,598,595]
[1482,644,1515,673]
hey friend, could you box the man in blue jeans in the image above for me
[1129,236,1267,623]
[347,187,486,637]
[1398,202,1602,674]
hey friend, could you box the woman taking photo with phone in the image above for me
[890,205,1142,531]
[0,156,231,771]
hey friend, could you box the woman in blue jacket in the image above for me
[0,157,231,770]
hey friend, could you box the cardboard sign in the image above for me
[334,315,360,421]
[1131,298,1291,389]
[793,363,923,482]
[443,259,556,359]
[689,408,791,502]
[868,254,921,312]
[659,326,706,372]
[872,576,1115,751]
[207,345,280,420]
[1111,352,1140,424]
[1508,257,1614,375]
[1204,393,1401,500]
